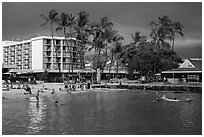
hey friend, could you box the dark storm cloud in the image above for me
[2,2,202,58]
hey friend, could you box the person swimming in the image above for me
[185,96,193,102]
[51,89,55,94]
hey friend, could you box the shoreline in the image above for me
[2,82,201,100]
[91,82,202,93]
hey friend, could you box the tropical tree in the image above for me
[56,12,78,82]
[111,41,123,79]
[108,33,124,81]
[91,17,114,67]
[131,31,147,46]
[150,15,172,80]
[170,21,184,51]
[89,16,116,83]
[40,9,62,81]
[75,11,91,69]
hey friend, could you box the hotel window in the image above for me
[56,40,61,45]
[44,39,51,45]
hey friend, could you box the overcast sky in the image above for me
[2,2,202,58]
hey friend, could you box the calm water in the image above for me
[2,90,202,135]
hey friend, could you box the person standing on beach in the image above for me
[65,85,71,95]
[24,85,32,94]
[36,89,40,100]
[51,89,55,94]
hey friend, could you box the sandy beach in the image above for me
[2,83,130,100]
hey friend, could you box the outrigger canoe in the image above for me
[161,96,182,102]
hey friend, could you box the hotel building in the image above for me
[3,36,129,83]
[3,36,82,72]
[2,36,95,82]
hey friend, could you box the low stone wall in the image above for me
[92,83,202,93]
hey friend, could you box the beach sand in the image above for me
[2,83,121,100]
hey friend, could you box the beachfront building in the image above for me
[2,36,95,82]
[161,58,202,83]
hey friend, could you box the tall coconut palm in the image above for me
[131,31,147,46]
[91,17,115,82]
[111,42,123,79]
[40,9,61,81]
[170,21,184,51]
[150,16,172,81]
[108,34,124,81]
[75,11,91,69]
[56,12,77,83]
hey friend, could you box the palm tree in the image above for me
[111,42,123,79]
[40,9,62,81]
[91,17,115,82]
[131,31,147,46]
[150,15,172,81]
[75,11,91,69]
[170,21,184,51]
[108,34,124,81]
[56,12,77,83]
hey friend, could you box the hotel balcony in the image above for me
[63,58,71,63]
[43,51,52,57]
[43,39,52,45]
[10,57,15,61]
[24,56,30,59]
[53,63,61,70]
[23,50,30,54]
[43,58,52,63]
[43,45,51,51]
[53,52,61,57]
[10,47,15,51]
[23,65,30,69]
[16,57,22,60]
[4,53,9,56]
[17,61,22,65]
[43,63,51,69]
[10,52,15,56]
[16,51,22,54]
[63,65,70,70]
[4,48,9,52]
[17,66,22,69]
[63,52,70,57]
[24,45,30,49]
[23,60,30,64]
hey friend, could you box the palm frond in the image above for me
[40,14,49,22]
[49,9,59,21]
[150,21,157,26]
[40,22,48,27]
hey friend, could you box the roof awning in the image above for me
[162,70,202,74]
[9,69,33,74]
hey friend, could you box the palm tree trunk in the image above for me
[108,51,114,82]
[96,48,101,83]
[71,40,75,84]
[172,37,175,51]
[79,32,85,69]
[51,23,61,82]
[116,54,119,79]
[101,43,108,79]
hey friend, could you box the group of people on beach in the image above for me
[152,94,193,102]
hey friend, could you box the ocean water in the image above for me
[2,90,202,135]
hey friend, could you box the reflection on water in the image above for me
[181,103,194,127]
[26,97,47,134]
[2,90,202,135]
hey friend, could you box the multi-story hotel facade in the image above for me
[2,36,95,82]
[2,36,129,83]
[3,36,82,72]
